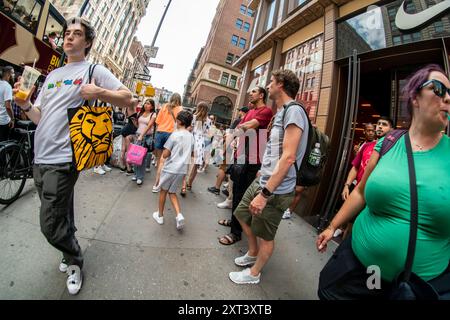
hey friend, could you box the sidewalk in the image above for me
[0,166,336,299]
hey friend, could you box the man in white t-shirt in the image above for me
[0,66,14,142]
[13,17,132,295]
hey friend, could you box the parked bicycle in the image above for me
[0,120,36,205]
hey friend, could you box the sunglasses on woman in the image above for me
[419,79,450,98]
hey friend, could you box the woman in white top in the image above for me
[181,102,211,196]
[132,99,157,185]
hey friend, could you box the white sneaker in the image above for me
[102,164,112,172]
[223,182,229,188]
[333,228,343,238]
[153,211,164,225]
[136,179,143,185]
[145,167,151,172]
[152,185,160,193]
[93,166,106,175]
[197,167,205,173]
[217,199,232,209]
[132,176,137,181]
[176,213,185,230]
[59,258,68,273]
[282,208,292,219]
[66,265,83,295]
[229,268,260,284]
[234,252,257,267]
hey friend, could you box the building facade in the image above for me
[122,37,150,93]
[235,0,450,227]
[51,0,150,79]
[183,0,255,125]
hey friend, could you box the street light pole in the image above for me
[150,0,172,48]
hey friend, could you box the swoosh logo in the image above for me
[395,0,450,31]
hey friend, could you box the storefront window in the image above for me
[337,0,450,60]
[281,34,323,120]
[247,62,269,97]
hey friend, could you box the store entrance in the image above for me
[316,43,447,231]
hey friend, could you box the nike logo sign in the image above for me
[395,0,450,31]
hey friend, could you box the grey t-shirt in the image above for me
[0,80,13,125]
[34,61,123,164]
[162,129,194,175]
[259,102,309,194]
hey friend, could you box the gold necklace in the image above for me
[412,133,442,151]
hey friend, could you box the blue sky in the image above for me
[135,0,220,94]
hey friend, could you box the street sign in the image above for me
[148,63,164,69]
[133,73,151,81]
[145,46,159,59]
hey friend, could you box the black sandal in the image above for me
[180,187,187,197]
[218,219,232,227]
[218,233,241,245]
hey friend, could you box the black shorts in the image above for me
[121,123,137,137]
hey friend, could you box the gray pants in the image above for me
[33,163,83,268]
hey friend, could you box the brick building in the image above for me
[183,0,255,125]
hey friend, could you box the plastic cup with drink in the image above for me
[15,66,41,101]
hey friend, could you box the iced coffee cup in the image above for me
[15,66,41,100]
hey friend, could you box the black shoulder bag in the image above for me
[389,132,439,300]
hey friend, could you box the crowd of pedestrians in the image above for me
[2,14,449,299]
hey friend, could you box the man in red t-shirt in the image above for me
[340,117,393,238]
[216,86,273,245]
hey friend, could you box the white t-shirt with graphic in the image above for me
[34,60,123,164]
[0,80,13,125]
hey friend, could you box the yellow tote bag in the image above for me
[67,65,113,171]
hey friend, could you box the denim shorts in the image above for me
[154,132,171,150]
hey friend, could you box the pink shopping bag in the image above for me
[126,143,147,166]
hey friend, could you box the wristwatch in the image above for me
[260,187,273,199]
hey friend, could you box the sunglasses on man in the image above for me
[419,79,450,99]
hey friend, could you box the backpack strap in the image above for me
[379,129,407,158]
[281,101,312,172]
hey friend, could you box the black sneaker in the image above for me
[222,189,229,197]
[207,186,220,195]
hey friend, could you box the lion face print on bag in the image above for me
[68,105,113,171]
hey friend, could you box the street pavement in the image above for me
[0,165,336,300]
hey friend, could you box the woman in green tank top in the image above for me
[316,65,450,300]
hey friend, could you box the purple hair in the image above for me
[402,64,447,119]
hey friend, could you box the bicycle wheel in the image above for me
[0,143,27,205]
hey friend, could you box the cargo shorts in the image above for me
[234,178,294,241]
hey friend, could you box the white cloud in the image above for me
[135,0,220,95]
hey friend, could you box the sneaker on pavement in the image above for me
[223,182,229,188]
[153,211,164,225]
[207,186,220,195]
[145,167,151,172]
[229,268,260,284]
[152,185,160,193]
[102,164,112,172]
[176,213,185,230]
[66,265,83,295]
[59,258,68,273]
[234,252,257,267]
[93,166,106,175]
[137,179,143,185]
[125,169,134,176]
[282,208,292,219]
[217,198,232,209]
[132,176,137,181]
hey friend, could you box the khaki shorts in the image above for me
[234,179,294,241]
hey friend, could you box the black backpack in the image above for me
[282,101,330,187]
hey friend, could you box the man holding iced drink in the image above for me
[13,17,132,295]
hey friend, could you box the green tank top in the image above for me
[352,134,450,282]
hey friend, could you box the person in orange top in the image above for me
[153,93,183,192]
